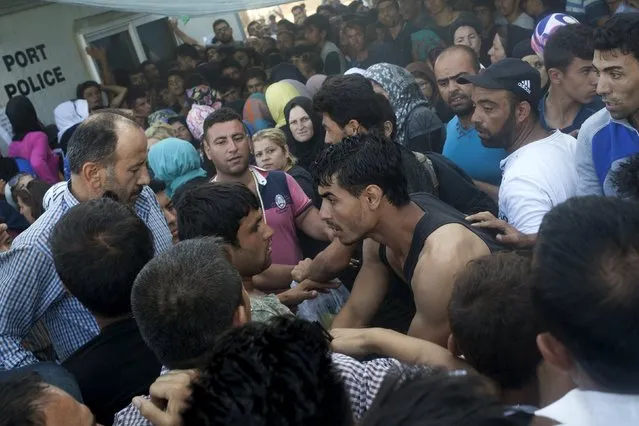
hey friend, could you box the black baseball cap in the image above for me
[457,58,542,106]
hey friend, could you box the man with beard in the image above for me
[319,134,504,347]
[435,46,507,200]
[459,58,578,235]
[0,111,172,369]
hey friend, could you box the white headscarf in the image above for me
[345,67,366,76]
[54,99,89,142]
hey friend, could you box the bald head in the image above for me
[435,45,480,74]
[67,110,140,174]
[434,46,478,116]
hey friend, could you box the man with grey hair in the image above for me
[0,110,172,369]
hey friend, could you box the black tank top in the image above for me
[379,192,504,284]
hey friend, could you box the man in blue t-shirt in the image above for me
[435,46,506,200]
[539,23,603,136]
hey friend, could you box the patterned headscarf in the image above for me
[148,109,179,126]
[365,63,430,146]
[187,104,216,141]
[186,85,221,107]
[306,74,327,97]
[243,93,275,132]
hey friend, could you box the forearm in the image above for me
[332,301,370,329]
[473,180,499,202]
[252,264,294,292]
[306,240,354,282]
[103,85,128,108]
[96,57,115,86]
[174,28,203,47]
[407,314,450,348]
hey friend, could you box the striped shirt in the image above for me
[0,183,172,369]
[113,354,401,426]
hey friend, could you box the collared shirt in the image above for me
[0,183,172,369]
[212,166,312,266]
[442,116,506,186]
[539,93,604,135]
[576,108,639,196]
[113,354,401,426]
[536,389,639,426]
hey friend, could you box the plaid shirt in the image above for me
[113,354,400,425]
[0,183,172,369]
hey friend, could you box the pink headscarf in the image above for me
[187,104,219,141]
[306,74,327,97]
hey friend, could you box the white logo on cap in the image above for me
[518,80,531,94]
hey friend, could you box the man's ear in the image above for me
[537,332,575,374]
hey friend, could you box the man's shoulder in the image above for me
[580,108,613,141]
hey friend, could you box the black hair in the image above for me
[202,107,243,143]
[292,4,304,12]
[0,158,19,182]
[126,85,148,107]
[140,60,155,70]
[299,51,324,74]
[219,58,242,73]
[215,76,241,95]
[373,92,397,140]
[361,368,515,426]
[182,317,354,426]
[132,237,243,369]
[612,154,639,200]
[176,43,201,61]
[314,132,410,206]
[0,372,49,426]
[67,111,139,174]
[290,43,317,58]
[213,19,230,29]
[472,0,496,11]
[51,198,154,318]
[245,67,267,82]
[167,68,184,80]
[544,23,594,72]
[261,36,278,51]
[149,179,167,194]
[317,5,338,16]
[304,14,331,34]
[13,180,51,222]
[533,196,639,393]
[175,182,259,244]
[593,13,639,62]
[265,51,286,68]
[184,73,208,90]
[314,74,380,129]
[277,19,298,33]
[343,19,366,33]
[449,251,540,389]
[75,80,100,100]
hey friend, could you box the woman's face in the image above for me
[168,75,185,97]
[454,26,482,57]
[253,138,289,171]
[414,77,434,100]
[16,196,34,224]
[171,121,193,142]
[489,34,506,64]
[288,106,314,142]
[522,54,548,88]
[234,51,251,69]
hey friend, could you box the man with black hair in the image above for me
[140,60,160,86]
[533,196,639,424]
[53,198,161,425]
[0,111,172,369]
[220,58,244,84]
[461,58,578,235]
[343,20,398,69]
[149,180,179,244]
[128,69,148,88]
[211,19,235,45]
[0,372,95,426]
[245,67,268,94]
[76,80,127,112]
[577,13,639,197]
[182,317,355,426]
[318,134,503,346]
[292,4,307,25]
[541,24,602,135]
[377,0,414,66]
[126,86,152,129]
[436,46,506,198]
[175,43,203,72]
[303,14,346,75]
[201,108,331,292]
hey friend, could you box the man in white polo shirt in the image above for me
[459,58,578,235]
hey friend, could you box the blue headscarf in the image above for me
[147,138,206,198]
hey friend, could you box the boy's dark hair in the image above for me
[176,43,201,61]
[213,19,230,30]
[612,154,639,200]
[245,67,267,82]
[533,196,639,393]
[76,80,100,100]
[0,372,49,426]
[202,107,243,143]
[304,14,330,34]
[314,132,410,207]
[449,251,540,389]
[149,179,167,194]
[299,51,324,74]
[182,317,354,426]
[175,182,259,244]
[544,24,595,72]
[50,198,154,318]
[593,13,639,62]
[314,74,380,129]
[126,85,148,107]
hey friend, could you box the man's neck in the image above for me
[459,113,473,129]
[501,379,540,408]
[69,177,92,203]
[216,168,254,190]
[368,201,425,261]
[544,87,582,130]
[95,314,132,331]
[388,22,403,39]
[242,276,256,293]
[508,119,550,154]
[505,9,522,23]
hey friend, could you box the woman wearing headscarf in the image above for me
[365,63,445,154]
[305,74,328,98]
[406,62,454,123]
[53,99,90,154]
[488,24,533,64]
[147,138,207,199]
[265,81,302,128]
[186,104,218,177]
[283,96,326,171]
[243,93,275,132]
[6,96,60,184]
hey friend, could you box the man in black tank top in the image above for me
[315,134,504,346]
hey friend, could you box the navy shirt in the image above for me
[539,93,604,134]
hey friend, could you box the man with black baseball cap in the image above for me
[459,58,578,236]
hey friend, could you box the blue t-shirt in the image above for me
[442,116,506,186]
[539,93,604,135]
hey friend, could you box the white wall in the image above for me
[175,13,246,45]
[0,3,110,125]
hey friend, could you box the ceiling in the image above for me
[0,0,46,16]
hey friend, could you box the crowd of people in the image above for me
[1,0,639,424]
